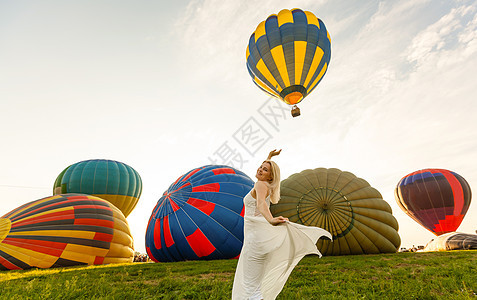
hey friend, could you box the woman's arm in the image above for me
[267,149,282,160]
[255,181,288,225]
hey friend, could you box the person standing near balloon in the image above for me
[232,150,331,300]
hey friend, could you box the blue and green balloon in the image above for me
[53,159,142,217]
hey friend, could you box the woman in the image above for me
[232,149,331,300]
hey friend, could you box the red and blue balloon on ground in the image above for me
[395,169,472,235]
[145,165,254,262]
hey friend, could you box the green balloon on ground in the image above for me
[53,159,142,218]
[271,168,401,255]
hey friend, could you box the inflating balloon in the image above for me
[53,159,142,217]
[270,168,401,255]
[395,168,471,235]
[246,8,331,117]
[423,232,477,252]
[145,165,254,262]
[0,194,134,270]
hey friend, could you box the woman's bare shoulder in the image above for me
[254,181,271,198]
[254,180,270,189]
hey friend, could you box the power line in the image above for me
[0,184,50,190]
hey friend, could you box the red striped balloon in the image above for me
[0,194,134,270]
[395,169,472,235]
[145,165,254,262]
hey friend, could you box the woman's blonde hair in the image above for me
[264,160,281,204]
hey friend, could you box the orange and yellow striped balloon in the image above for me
[0,194,133,270]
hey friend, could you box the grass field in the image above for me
[1,250,476,299]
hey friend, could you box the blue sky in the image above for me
[1,0,476,253]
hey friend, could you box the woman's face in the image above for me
[256,162,272,182]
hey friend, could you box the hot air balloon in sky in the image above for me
[246,8,331,117]
[145,165,254,262]
[395,169,472,235]
[0,194,133,270]
[270,168,401,255]
[53,159,142,217]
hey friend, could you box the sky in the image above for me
[1,0,476,254]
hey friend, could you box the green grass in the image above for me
[1,251,476,299]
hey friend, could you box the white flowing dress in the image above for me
[232,191,332,300]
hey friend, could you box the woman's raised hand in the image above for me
[267,149,282,160]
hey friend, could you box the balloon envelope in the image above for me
[271,168,401,255]
[53,159,142,217]
[395,169,471,235]
[246,8,331,105]
[0,194,133,270]
[423,232,477,252]
[145,165,254,262]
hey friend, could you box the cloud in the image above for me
[172,0,331,84]
[172,0,477,168]
[405,4,477,67]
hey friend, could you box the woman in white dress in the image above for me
[232,149,332,300]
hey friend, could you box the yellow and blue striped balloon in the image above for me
[246,8,331,105]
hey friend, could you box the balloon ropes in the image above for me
[0,194,133,270]
[270,168,401,255]
[395,169,471,235]
[246,8,331,117]
[145,165,254,262]
[53,159,142,218]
